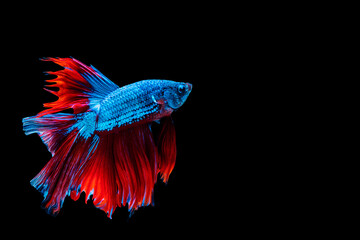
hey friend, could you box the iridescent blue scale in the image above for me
[96,80,163,132]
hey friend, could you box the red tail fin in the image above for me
[69,118,177,218]
[70,124,158,218]
[28,118,177,218]
[30,131,99,215]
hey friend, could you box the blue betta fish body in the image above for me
[97,80,175,131]
[73,79,192,137]
[22,58,192,218]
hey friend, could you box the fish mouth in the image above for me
[186,83,192,91]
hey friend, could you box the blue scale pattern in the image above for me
[96,80,165,132]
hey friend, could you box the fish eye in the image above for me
[178,84,186,94]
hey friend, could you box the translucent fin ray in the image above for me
[157,116,177,182]
[71,124,158,218]
[22,113,76,155]
[39,57,118,116]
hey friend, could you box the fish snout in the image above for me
[186,83,192,91]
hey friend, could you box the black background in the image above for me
[4,2,344,237]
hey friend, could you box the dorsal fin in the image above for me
[39,57,119,116]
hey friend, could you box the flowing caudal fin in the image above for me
[69,117,176,219]
[31,131,100,215]
[70,124,158,218]
[23,57,118,215]
[24,116,177,218]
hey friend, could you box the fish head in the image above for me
[163,81,192,110]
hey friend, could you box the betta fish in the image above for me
[22,57,192,218]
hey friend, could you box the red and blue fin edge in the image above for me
[38,57,118,116]
[27,117,177,219]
